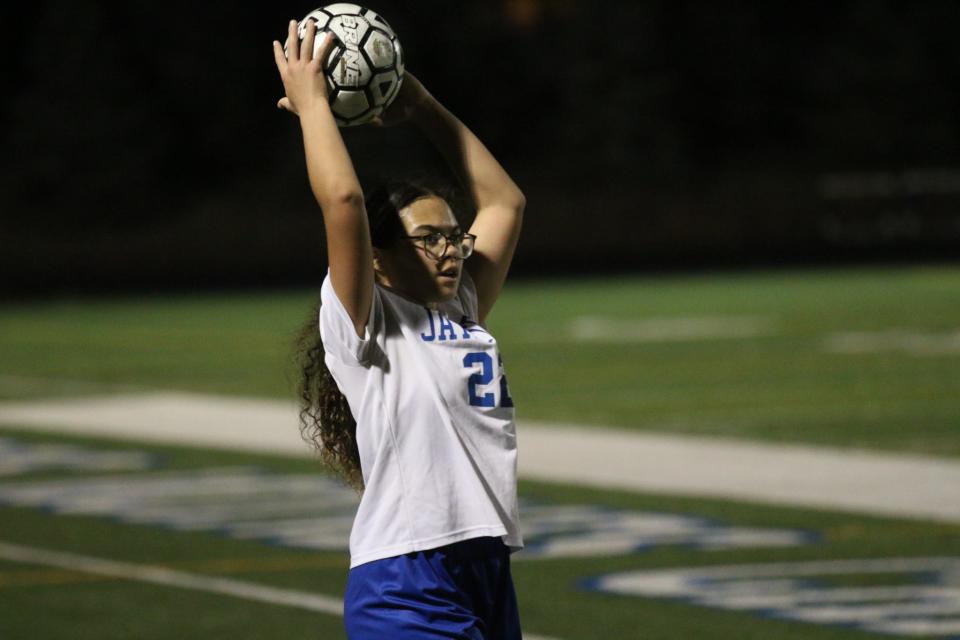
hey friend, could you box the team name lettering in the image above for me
[338,49,363,85]
[420,309,475,342]
[339,16,361,44]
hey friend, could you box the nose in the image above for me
[440,239,463,259]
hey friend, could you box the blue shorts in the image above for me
[344,536,522,639]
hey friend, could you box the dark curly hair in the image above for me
[297,180,451,494]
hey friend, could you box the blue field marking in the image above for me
[27,436,960,638]
[516,502,817,559]
[0,436,156,476]
[580,557,960,638]
[0,437,814,558]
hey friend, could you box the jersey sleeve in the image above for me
[319,270,382,367]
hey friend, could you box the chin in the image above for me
[435,282,459,301]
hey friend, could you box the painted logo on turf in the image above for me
[581,558,960,637]
[0,438,812,557]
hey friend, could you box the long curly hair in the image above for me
[297,180,449,494]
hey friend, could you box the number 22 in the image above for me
[462,352,514,408]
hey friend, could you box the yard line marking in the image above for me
[0,542,562,640]
[0,541,344,615]
[824,329,960,355]
[2,392,960,525]
[568,315,776,343]
[0,554,350,588]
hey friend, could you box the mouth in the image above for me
[437,266,460,282]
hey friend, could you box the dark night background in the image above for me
[3,0,960,296]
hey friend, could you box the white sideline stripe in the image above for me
[1,392,960,524]
[519,426,960,525]
[0,541,560,640]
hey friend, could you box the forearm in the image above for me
[275,22,372,335]
[299,102,364,208]
[411,95,525,211]
[298,101,374,334]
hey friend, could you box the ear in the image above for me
[372,248,383,273]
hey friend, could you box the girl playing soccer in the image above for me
[273,19,525,639]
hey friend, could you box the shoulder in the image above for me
[319,270,386,366]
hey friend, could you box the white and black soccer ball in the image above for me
[285,3,404,127]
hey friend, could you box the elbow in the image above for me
[512,193,526,222]
[505,187,526,215]
[335,189,364,209]
[320,187,364,212]
[513,190,527,214]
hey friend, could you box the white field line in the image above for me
[0,541,343,614]
[1,392,959,524]
[568,315,776,343]
[564,316,960,354]
[824,329,960,355]
[0,541,560,640]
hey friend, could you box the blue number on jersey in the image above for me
[463,351,514,408]
[463,352,496,407]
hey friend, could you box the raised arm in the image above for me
[395,75,525,324]
[273,21,373,338]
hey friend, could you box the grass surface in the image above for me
[2,264,958,455]
[1,263,959,639]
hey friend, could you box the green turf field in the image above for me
[2,264,958,454]
[1,264,959,639]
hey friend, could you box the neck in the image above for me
[375,272,436,308]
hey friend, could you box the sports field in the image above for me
[1,264,959,639]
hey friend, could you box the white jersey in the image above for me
[319,268,523,568]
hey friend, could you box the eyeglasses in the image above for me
[403,231,477,260]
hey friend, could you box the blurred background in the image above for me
[2,3,960,639]
[5,0,960,295]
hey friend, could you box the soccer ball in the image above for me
[285,3,404,127]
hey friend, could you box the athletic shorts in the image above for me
[343,536,522,639]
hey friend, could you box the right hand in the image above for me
[370,72,432,127]
[272,20,338,117]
